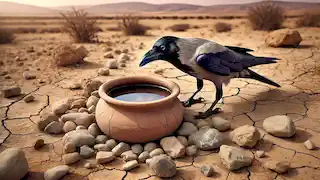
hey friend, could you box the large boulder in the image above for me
[263,115,296,137]
[0,148,29,180]
[266,29,302,47]
[53,45,88,66]
[188,128,223,150]
[219,145,254,171]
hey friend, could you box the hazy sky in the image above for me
[3,0,320,7]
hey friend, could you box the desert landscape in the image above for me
[0,0,320,180]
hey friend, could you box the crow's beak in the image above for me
[139,50,164,67]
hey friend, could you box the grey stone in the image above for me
[44,165,69,180]
[122,160,139,171]
[208,116,231,132]
[144,142,158,152]
[138,151,149,163]
[219,145,254,171]
[197,120,210,128]
[263,115,296,137]
[121,150,138,161]
[200,165,214,177]
[177,122,198,136]
[64,142,76,154]
[88,123,101,137]
[62,152,81,165]
[86,96,99,108]
[38,112,59,131]
[149,148,165,158]
[80,145,95,159]
[63,121,77,133]
[160,136,185,158]
[112,142,130,156]
[96,151,115,164]
[147,155,176,178]
[231,125,260,148]
[105,139,118,150]
[131,144,143,155]
[52,101,69,115]
[44,121,63,134]
[63,129,95,147]
[0,148,29,180]
[95,135,108,144]
[188,128,223,150]
[186,145,198,156]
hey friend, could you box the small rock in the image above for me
[83,80,102,97]
[107,59,118,69]
[197,120,209,128]
[303,139,316,150]
[84,162,96,169]
[177,136,188,147]
[52,101,69,115]
[149,148,165,157]
[23,95,35,103]
[2,86,21,98]
[4,75,11,79]
[80,145,95,159]
[147,155,176,178]
[177,122,198,136]
[68,82,82,90]
[263,161,290,173]
[138,151,149,163]
[144,142,158,152]
[105,139,118,150]
[96,151,115,164]
[208,116,231,132]
[112,142,131,156]
[23,71,36,80]
[200,165,214,177]
[103,47,112,52]
[219,145,254,171]
[44,165,69,180]
[44,121,63,134]
[34,139,45,150]
[76,125,86,130]
[86,96,99,108]
[88,123,101,137]
[266,29,302,47]
[64,142,76,154]
[123,160,139,171]
[118,53,130,63]
[96,135,108,144]
[103,52,113,58]
[263,115,296,137]
[0,148,29,180]
[114,49,121,54]
[63,152,81,165]
[98,68,110,76]
[188,128,223,150]
[186,145,198,156]
[26,46,35,53]
[255,150,265,158]
[79,107,89,113]
[231,125,260,148]
[131,144,143,155]
[38,112,59,131]
[53,45,86,66]
[91,90,99,98]
[121,150,138,161]
[63,121,77,133]
[120,63,126,67]
[153,68,165,74]
[63,129,96,147]
[94,144,111,151]
[70,99,86,109]
[61,113,94,128]
[160,136,185,158]
[122,48,129,53]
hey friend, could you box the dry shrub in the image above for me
[168,24,190,32]
[296,13,320,27]
[0,28,14,44]
[248,1,285,30]
[215,22,232,32]
[60,8,99,43]
[118,15,148,36]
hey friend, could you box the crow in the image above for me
[139,36,280,119]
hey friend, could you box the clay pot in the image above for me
[96,76,184,143]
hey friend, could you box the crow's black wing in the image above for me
[225,46,253,54]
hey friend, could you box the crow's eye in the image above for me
[160,45,166,51]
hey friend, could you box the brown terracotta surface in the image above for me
[96,76,184,143]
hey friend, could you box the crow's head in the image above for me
[139,36,180,67]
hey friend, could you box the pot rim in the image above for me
[98,76,180,108]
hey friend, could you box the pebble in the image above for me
[177,122,198,136]
[114,49,121,54]
[91,90,99,98]
[263,115,296,137]
[76,125,86,130]
[160,136,185,158]
[177,136,188,147]
[34,139,45,150]
[44,165,69,180]
[144,142,158,152]
[120,63,126,67]
[83,80,102,97]
[118,53,130,63]
[94,144,111,151]
[68,82,82,90]
[63,121,77,133]
[149,148,165,157]
[60,113,94,128]
[86,96,99,108]
[23,95,35,103]
[304,139,316,150]
[96,151,115,164]
[105,139,118,150]
[84,162,96,169]
[80,145,95,159]
[188,128,223,150]
[146,155,176,178]
[122,160,139,171]
[121,150,138,161]
[23,71,36,80]
[103,52,113,58]
[219,145,253,171]
[186,145,198,156]
[131,144,143,155]
[263,161,290,173]
[38,112,59,131]
[200,165,214,177]
[95,135,108,144]
[154,68,164,74]
[0,148,29,180]
[122,48,129,53]
[98,68,110,76]
[88,123,101,137]
[64,142,76,154]
[63,152,81,165]
[107,59,118,69]
[231,125,260,148]
[112,142,131,156]
[138,151,150,163]
[79,107,89,113]
[255,150,265,158]
[44,121,63,134]
[197,120,210,128]
[2,86,21,98]
[52,101,69,115]
[208,116,231,131]
[63,129,96,147]
[70,99,86,109]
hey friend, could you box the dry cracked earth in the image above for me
[1,26,320,180]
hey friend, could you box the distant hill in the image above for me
[0,1,319,16]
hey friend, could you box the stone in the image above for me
[177,136,188,147]
[263,161,290,173]
[23,71,36,80]
[38,112,59,131]
[186,145,198,156]
[96,151,115,164]
[107,59,118,69]
[144,142,158,152]
[70,99,86,109]
[79,107,89,113]
[177,122,198,136]
[61,113,95,128]
[95,135,108,144]
[266,29,302,47]
[44,165,69,180]
[91,90,99,98]
[94,144,111,151]
[0,148,29,180]
[263,115,296,137]
[112,142,131,156]
[114,49,121,54]
[88,123,101,137]
[231,125,260,148]
[122,48,129,53]
[64,142,76,154]
[131,144,143,155]
[44,121,63,134]
[75,46,89,59]
[160,136,185,158]
[149,148,165,157]
[219,145,254,171]
[154,68,164,74]
[80,145,95,159]
[63,121,77,133]
[188,128,223,150]
[52,101,69,115]
[120,63,126,67]
[86,96,99,108]
[255,150,265,158]
[67,82,82,90]
[63,129,96,147]
[200,165,214,177]
[103,47,112,52]
[2,86,21,98]
[197,120,209,128]
[76,125,86,130]
[84,162,96,169]
[34,139,45,150]
[208,116,231,132]
[105,139,118,150]
[123,160,139,171]
[138,151,149,163]
[83,80,102,97]
[147,155,176,178]
[23,95,35,103]
[304,139,316,150]
[88,105,96,114]
[63,152,81,165]
[53,45,85,66]
[103,52,113,58]
[118,53,130,63]
[98,68,110,76]
[121,150,138,161]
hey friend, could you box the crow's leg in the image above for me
[195,84,223,119]
[183,79,204,107]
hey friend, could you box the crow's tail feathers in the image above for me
[255,56,280,65]
[246,69,281,88]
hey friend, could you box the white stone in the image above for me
[61,113,94,128]
[208,116,231,131]
[112,142,131,156]
[44,165,69,180]
[63,152,81,165]
[121,150,138,161]
[86,96,99,108]
[107,59,118,69]
[96,151,115,164]
[160,136,185,158]
[188,128,223,150]
[303,140,316,150]
[95,135,108,144]
[63,129,96,147]
[263,115,296,137]
[122,160,139,171]
[0,148,29,180]
[138,151,149,163]
[219,145,254,171]
[255,150,265,158]
[149,148,165,158]
[98,68,110,76]
[88,123,101,137]
[105,139,118,150]
[231,125,260,148]
[186,145,198,156]
[94,144,111,151]
[263,161,290,173]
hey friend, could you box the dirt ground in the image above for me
[1,18,320,180]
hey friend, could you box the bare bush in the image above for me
[248,1,285,31]
[296,13,320,27]
[215,22,232,32]
[118,15,148,36]
[60,8,100,43]
[0,28,14,44]
[167,24,190,32]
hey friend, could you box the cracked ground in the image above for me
[1,19,320,180]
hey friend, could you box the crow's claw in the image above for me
[194,108,222,119]
[183,97,205,107]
